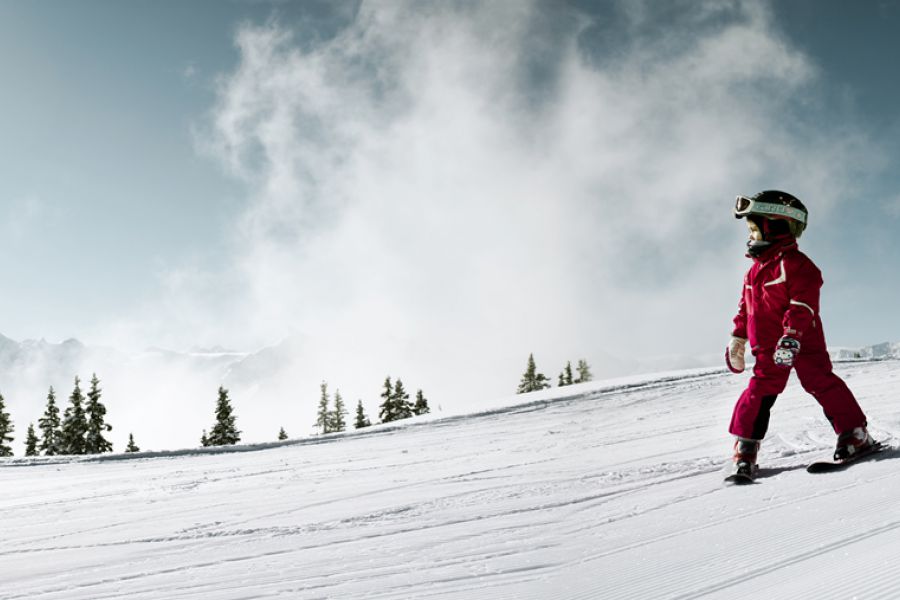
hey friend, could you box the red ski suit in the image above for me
[729,240,866,440]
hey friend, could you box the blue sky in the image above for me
[2,0,900,392]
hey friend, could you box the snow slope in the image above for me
[3,360,900,599]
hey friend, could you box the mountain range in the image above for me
[0,333,303,452]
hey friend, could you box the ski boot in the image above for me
[834,426,876,462]
[726,438,760,484]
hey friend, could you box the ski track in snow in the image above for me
[3,361,900,599]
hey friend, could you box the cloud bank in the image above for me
[105,0,877,437]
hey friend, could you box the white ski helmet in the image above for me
[734,190,808,239]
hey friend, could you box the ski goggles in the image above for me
[734,196,807,223]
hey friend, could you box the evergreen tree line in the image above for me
[517,354,593,394]
[213,376,433,443]
[315,381,349,434]
[0,374,135,458]
[378,377,430,423]
[0,356,586,457]
[0,376,432,457]
[309,377,430,437]
[198,376,434,446]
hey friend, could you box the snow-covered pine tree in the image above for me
[200,430,209,447]
[38,386,63,456]
[61,377,88,455]
[316,381,331,434]
[0,391,14,457]
[575,359,593,383]
[208,386,241,446]
[517,354,550,394]
[413,389,430,415]
[278,427,288,441]
[125,433,140,453]
[25,423,39,457]
[85,374,113,454]
[330,390,347,433]
[394,379,412,420]
[378,376,396,423]
[354,400,371,429]
[564,361,574,386]
[558,371,566,387]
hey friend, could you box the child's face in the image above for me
[747,220,763,242]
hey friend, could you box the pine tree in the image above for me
[278,427,288,441]
[558,371,566,387]
[564,361,574,386]
[394,379,412,420]
[200,430,209,447]
[575,359,593,383]
[0,391,14,457]
[316,381,331,434]
[38,386,63,456]
[413,389,430,416]
[61,377,88,455]
[354,400,371,429]
[517,354,550,394]
[330,389,347,433]
[85,374,113,454]
[379,376,397,423]
[125,433,140,453]
[208,386,241,446]
[25,423,39,457]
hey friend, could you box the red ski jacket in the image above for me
[731,240,827,354]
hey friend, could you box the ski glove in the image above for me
[726,336,747,374]
[774,336,801,368]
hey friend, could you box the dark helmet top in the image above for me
[734,190,808,239]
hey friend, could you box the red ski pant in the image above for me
[729,349,866,440]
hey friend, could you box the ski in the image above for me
[806,442,885,474]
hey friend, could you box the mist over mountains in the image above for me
[0,333,305,453]
[2,332,897,455]
[830,341,900,361]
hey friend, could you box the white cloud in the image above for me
[114,0,878,418]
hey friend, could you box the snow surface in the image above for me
[3,360,900,599]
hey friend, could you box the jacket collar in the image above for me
[747,237,797,264]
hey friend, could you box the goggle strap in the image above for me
[734,198,807,224]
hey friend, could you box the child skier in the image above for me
[725,190,874,479]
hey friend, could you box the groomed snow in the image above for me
[3,360,900,599]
